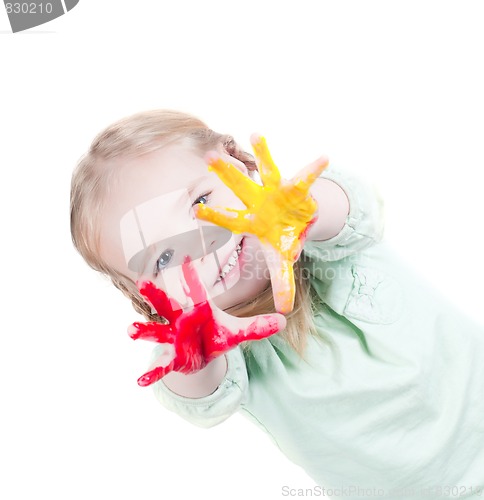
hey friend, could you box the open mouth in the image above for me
[214,239,243,285]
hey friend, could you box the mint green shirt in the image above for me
[151,168,484,498]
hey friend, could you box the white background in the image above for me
[1,1,483,499]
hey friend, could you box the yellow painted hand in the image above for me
[195,134,328,314]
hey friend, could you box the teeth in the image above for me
[215,243,242,283]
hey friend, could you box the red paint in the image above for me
[295,213,318,260]
[129,257,282,387]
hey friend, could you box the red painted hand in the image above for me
[128,258,286,387]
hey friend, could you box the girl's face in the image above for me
[99,143,271,310]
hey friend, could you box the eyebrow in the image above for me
[185,175,209,196]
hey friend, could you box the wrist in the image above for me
[306,178,349,242]
[161,355,228,399]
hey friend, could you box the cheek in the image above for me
[241,238,267,270]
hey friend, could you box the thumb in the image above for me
[261,242,296,315]
[214,307,287,346]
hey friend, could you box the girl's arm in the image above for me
[303,167,386,263]
[306,177,350,242]
[159,355,227,398]
[151,346,249,428]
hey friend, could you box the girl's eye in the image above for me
[154,248,174,275]
[193,192,211,205]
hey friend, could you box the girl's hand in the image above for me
[195,134,328,314]
[128,257,286,387]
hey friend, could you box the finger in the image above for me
[245,312,287,339]
[206,153,261,208]
[137,364,174,387]
[128,321,177,344]
[250,134,281,188]
[291,156,329,192]
[261,243,296,315]
[194,204,251,234]
[209,308,286,355]
[181,256,208,307]
[137,280,182,323]
[227,312,287,345]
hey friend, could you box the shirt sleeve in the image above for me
[150,346,249,428]
[303,166,385,262]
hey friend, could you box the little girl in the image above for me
[70,110,484,499]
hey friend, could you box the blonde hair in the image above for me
[70,109,323,356]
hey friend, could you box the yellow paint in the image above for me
[195,136,327,314]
